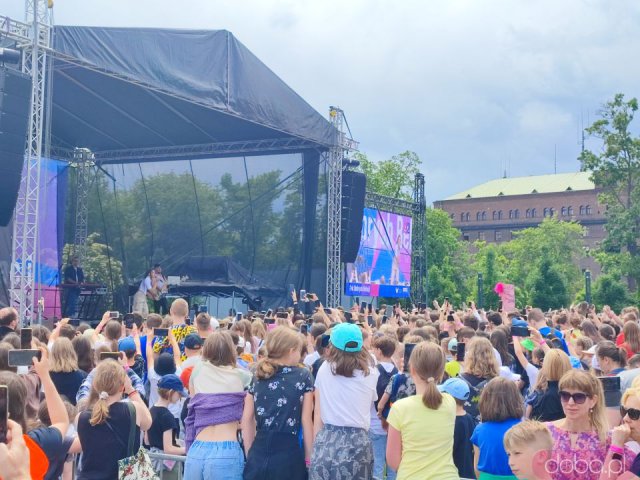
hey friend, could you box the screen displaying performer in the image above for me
[345,208,412,298]
[62,255,85,316]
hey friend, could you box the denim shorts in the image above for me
[184,440,244,480]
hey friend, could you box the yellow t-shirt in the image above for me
[387,393,459,480]
[445,359,461,378]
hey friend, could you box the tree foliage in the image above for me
[63,233,123,290]
[531,258,571,310]
[579,93,640,288]
[592,273,631,311]
[355,151,421,201]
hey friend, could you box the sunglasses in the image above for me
[559,391,590,404]
[621,406,640,421]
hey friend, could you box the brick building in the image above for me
[433,172,606,274]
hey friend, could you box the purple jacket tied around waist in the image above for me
[185,392,246,451]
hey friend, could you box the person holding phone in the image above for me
[0,307,18,342]
[76,359,153,480]
[0,419,32,480]
[152,298,197,360]
[0,347,71,480]
[49,337,88,406]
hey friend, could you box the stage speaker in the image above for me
[341,170,366,263]
[0,67,31,227]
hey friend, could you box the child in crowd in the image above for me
[471,376,524,479]
[386,341,459,479]
[503,420,553,480]
[145,374,187,479]
[241,327,314,480]
[438,377,476,480]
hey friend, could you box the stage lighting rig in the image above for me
[342,157,360,170]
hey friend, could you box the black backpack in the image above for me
[375,364,398,419]
[460,374,490,422]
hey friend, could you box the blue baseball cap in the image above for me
[158,374,188,396]
[438,377,470,401]
[118,337,136,352]
[330,323,363,352]
[512,318,528,328]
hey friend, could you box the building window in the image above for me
[584,227,589,237]
[579,205,585,215]
[568,206,574,216]
[477,212,482,221]
[460,213,465,222]
[498,210,502,220]
[509,210,514,219]
[465,212,470,221]
[550,208,555,217]
[514,209,520,219]
[586,205,592,215]
[482,211,487,221]
[495,230,503,241]
[543,208,549,217]
[479,231,485,241]
[531,208,537,218]
[561,206,567,216]
[526,209,531,218]
[462,234,470,241]
[492,211,497,220]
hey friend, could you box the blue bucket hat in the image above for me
[330,323,363,352]
[117,337,136,352]
[158,374,188,396]
[438,377,470,401]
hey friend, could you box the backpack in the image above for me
[375,364,398,419]
[460,374,490,422]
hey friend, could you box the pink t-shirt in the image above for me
[546,423,636,480]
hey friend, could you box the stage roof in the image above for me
[50,26,335,163]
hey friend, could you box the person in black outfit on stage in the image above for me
[63,255,84,317]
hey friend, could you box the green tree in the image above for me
[355,151,421,201]
[426,208,472,305]
[579,93,640,289]
[592,274,631,311]
[531,258,571,310]
[63,233,123,290]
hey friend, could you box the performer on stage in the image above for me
[63,255,84,317]
[133,268,155,317]
[152,263,169,314]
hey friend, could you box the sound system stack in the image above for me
[0,67,31,226]
[340,170,367,263]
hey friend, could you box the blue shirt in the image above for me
[539,326,569,354]
[471,418,520,475]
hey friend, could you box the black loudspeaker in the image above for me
[0,67,30,226]
[341,171,366,263]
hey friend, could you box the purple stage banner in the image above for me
[345,208,412,298]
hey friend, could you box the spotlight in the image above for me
[342,158,360,169]
[0,48,20,64]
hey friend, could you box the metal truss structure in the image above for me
[1,2,52,325]
[364,173,428,303]
[49,136,322,164]
[325,107,358,307]
[71,148,95,261]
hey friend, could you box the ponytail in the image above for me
[619,347,628,367]
[256,358,278,380]
[421,377,443,409]
[89,391,111,426]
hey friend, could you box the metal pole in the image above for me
[585,270,592,304]
[477,272,484,309]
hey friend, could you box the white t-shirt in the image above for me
[304,351,320,368]
[148,365,183,408]
[525,363,540,390]
[139,277,152,294]
[315,360,379,430]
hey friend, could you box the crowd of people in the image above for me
[2,296,640,479]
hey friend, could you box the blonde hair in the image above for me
[622,386,640,405]
[504,420,553,452]
[88,361,126,426]
[50,337,79,373]
[534,349,572,392]
[252,320,267,340]
[256,327,303,380]
[201,330,236,367]
[558,369,608,442]
[410,342,445,409]
[170,298,189,318]
[465,337,499,379]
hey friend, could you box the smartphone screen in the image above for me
[99,352,122,362]
[598,376,621,392]
[344,312,353,323]
[403,343,417,373]
[456,342,466,362]
[0,386,7,444]
[382,315,388,324]
[236,313,242,322]
[109,311,120,319]
[154,328,169,337]
[385,305,393,318]
[360,302,366,314]
[367,303,373,313]
[367,315,374,327]
[276,312,288,319]
[510,325,530,337]
[20,328,32,349]
[265,318,275,325]
[68,319,80,326]
[8,349,42,367]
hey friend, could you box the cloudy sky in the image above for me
[5,0,640,203]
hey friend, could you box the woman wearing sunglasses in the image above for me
[546,370,634,480]
[601,386,640,480]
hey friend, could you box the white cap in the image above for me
[584,345,598,355]
[499,366,521,382]
[210,318,220,330]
